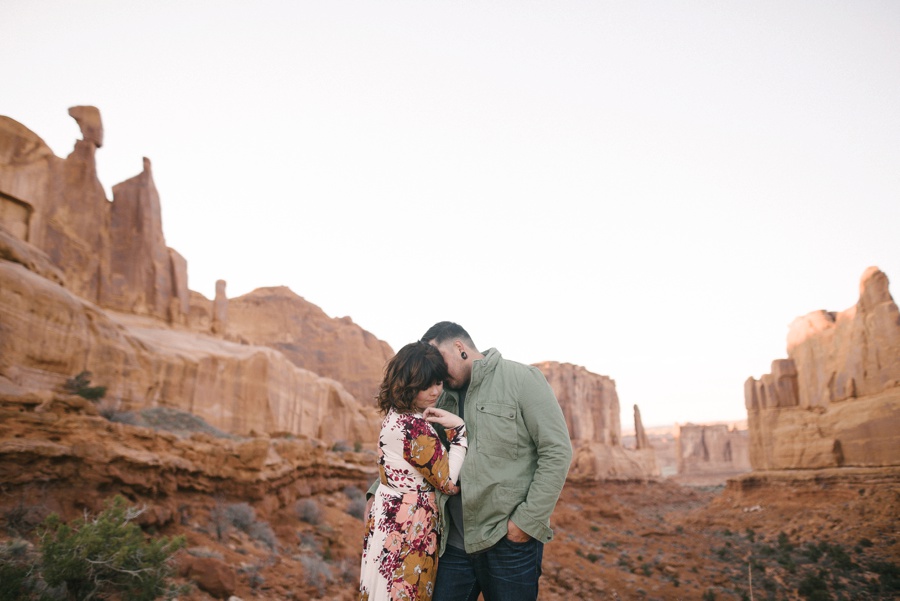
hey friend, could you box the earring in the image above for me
[461,351,468,360]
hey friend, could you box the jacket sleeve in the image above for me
[509,367,573,542]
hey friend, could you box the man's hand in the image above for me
[506,519,532,543]
[365,497,374,520]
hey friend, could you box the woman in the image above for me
[359,341,467,601]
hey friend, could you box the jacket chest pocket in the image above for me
[475,402,518,459]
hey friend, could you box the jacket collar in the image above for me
[469,347,501,390]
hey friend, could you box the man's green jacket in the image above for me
[435,348,572,555]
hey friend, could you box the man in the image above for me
[421,321,572,601]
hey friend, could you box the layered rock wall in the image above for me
[0,257,378,444]
[677,423,750,475]
[0,392,375,525]
[225,287,393,406]
[535,362,659,480]
[745,267,900,470]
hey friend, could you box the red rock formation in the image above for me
[0,255,379,444]
[226,286,393,406]
[676,423,750,476]
[535,362,659,480]
[634,404,650,449]
[0,391,375,524]
[103,157,177,321]
[745,267,900,470]
[0,108,393,444]
[0,110,109,303]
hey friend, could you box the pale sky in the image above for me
[3,1,899,428]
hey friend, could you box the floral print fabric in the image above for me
[359,410,467,601]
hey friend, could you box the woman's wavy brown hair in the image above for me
[376,341,448,415]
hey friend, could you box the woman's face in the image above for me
[413,381,444,411]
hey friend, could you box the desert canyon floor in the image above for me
[163,469,900,600]
[7,467,898,601]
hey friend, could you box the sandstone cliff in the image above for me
[225,286,393,406]
[535,362,659,480]
[745,267,900,470]
[676,423,751,476]
[0,108,386,445]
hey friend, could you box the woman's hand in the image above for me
[422,407,464,429]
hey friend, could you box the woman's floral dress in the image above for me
[359,410,467,601]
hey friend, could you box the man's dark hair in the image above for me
[421,321,476,349]
[376,341,448,415]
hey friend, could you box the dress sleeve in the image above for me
[403,417,467,495]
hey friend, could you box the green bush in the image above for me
[62,371,107,401]
[39,496,184,601]
[0,539,38,601]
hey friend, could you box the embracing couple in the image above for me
[359,322,573,601]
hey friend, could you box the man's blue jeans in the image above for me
[433,538,544,601]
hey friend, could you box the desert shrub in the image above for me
[208,499,231,541]
[298,530,322,556]
[238,564,265,590]
[336,557,359,584]
[346,496,367,520]
[109,410,144,426]
[0,539,38,601]
[797,571,830,600]
[296,498,322,525]
[143,407,236,438]
[62,371,107,401]
[331,440,351,452]
[39,495,184,601]
[301,554,334,595]
[249,520,278,551]
[804,541,824,563]
[343,485,364,499]
[823,542,853,571]
[3,497,47,536]
[209,500,277,551]
[224,502,256,531]
[776,531,793,552]
[96,400,121,420]
[869,560,900,594]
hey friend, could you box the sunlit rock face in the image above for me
[225,286,394,408]
[0,255,378,444]
[0,108,386,445]
[745,267,900,470]
[535,362,660,480]
[0,110,190,324]
[0,111,110,304]
[677,423,751,475]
